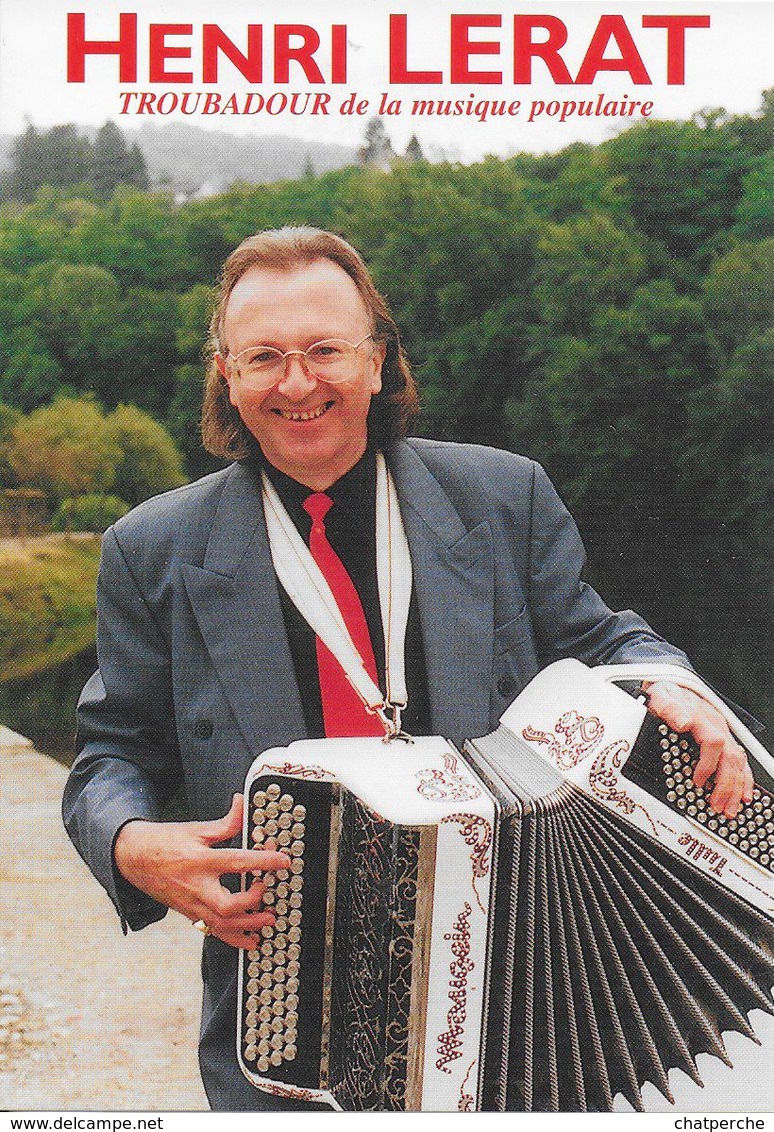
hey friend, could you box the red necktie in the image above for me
[303,492,383,737]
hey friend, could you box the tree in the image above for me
[404,134,424,162]
[92,121,149,199]
[604,119,750,265]
[8,395,120,503]
[0,403,21,486]
[6,124,92,202]
[702,240,774,352]
[358,118,395,168]
[103,403,187,505]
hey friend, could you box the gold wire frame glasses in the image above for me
[227,335,374,390]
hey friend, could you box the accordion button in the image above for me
[292,823,305,839]
[293,805,306,820]
[270,1052,283,1067]
[253,791,267,808]
[290,860,304,875]
[284,1045,297,1061]
[286,994,299,1010]
[244,1044,257,1061]
[257,1056,270,1073]
[266,784,281,801]
[278,813,292,829]
[287,944,301,961]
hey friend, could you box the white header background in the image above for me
[0,0,772,158]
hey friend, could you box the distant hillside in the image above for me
[0,124,358,196]
[126,123,357,194]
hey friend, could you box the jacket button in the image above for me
[194,719,214,739]
[497,676,516,697]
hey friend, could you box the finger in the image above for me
[208,847,291,875]
[691,728,724,789]
[199,793,244,846]
[707,741,750,818]
[226,882,269,916]
[214,925,276,951]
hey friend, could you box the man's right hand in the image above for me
[113,793,290,949]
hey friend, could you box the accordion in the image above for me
[238,660,774,1111]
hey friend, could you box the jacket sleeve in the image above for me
[526,461,693,669]
[62,525,183,931]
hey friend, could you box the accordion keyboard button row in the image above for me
[658,724,773,870]
[243,781,305,1071]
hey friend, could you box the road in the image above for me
[0,727,207,1111]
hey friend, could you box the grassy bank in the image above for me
[0,534,101,681]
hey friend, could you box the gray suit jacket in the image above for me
[63,438,690,1109]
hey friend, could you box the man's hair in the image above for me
[201,226,419,460]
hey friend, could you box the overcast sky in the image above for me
[0,0,772,159]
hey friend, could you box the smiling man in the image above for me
[63,227,753,1111]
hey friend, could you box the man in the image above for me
[63,227,753,1111]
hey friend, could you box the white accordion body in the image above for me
[238,660,774,1112]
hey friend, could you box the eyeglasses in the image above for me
[226,335,374,390]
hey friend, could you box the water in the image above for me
[0,646,97,766]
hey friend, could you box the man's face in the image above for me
[218,259,384,490]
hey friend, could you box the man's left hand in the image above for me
[644,681,754,818]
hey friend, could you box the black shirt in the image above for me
[254,448,432,738]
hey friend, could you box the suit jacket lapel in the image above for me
[389,443,495,743]
[181,462,306,758]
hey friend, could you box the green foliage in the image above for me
[0,535,101,680]
[734,152,774,240]
[0,403,21,486]
[8,395,120,504]
[603,119,751,267]
[3,121,148,204]
[6,396,186,508]
[702,240,774,351]
[52,493,131,533]
[103,403,187,505]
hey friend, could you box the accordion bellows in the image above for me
[238,661,774,1111]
